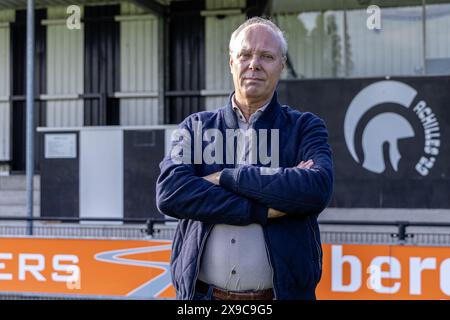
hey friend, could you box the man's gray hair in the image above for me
[229,17,288,57]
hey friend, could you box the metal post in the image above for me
[343,8,348,77]
[422,0,427,75]
[26,0,35,236]
[395,221,410,245]
[146,219,155,237]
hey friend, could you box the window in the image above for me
[271,0,450,79]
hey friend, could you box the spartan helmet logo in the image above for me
[344,81,417,174]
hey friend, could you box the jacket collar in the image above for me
[223,91,281,129]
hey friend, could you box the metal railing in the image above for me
[0,216,450,246]
[319,220,450,246]
[0,216,177,240]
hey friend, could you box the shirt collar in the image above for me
[231,94,271,124]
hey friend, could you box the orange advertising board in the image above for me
[317,244,450,300]
[1,238,449,299]
[0,237,175,298]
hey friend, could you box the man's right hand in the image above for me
[268,208,286,218]
[267,159,315,219]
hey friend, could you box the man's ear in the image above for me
[229,53,234,73]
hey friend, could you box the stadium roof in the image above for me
[0,1,119,9]
[0,0,169,14]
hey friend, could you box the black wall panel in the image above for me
[39,132,79,218]
[11,9,47,172]
[278,77,450,208]
[84,5,120,126]
[124,130,165,219]
[167,0,205,124]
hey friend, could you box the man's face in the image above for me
[230,24,286,105]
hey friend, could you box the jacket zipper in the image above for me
[190,121,276,298]
[308,216,322,270]
[253,122,277,299]
[189,125,239,299]
[189,225,213,299]
[189,118,235,299]
[263,228,278,299]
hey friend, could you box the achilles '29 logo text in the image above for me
[344,80,440,176]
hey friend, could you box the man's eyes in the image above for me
[239,53,274,60]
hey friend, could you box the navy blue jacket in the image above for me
[156,91,334,300]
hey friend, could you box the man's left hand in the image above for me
[203,171,222,185]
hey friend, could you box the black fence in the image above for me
[0,216,175,240]
[1,216,450,246]
[319,220,450,246]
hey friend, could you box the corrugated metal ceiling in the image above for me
[271,0,449,13]
[0,0,173,10]
[0,1,124,10]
